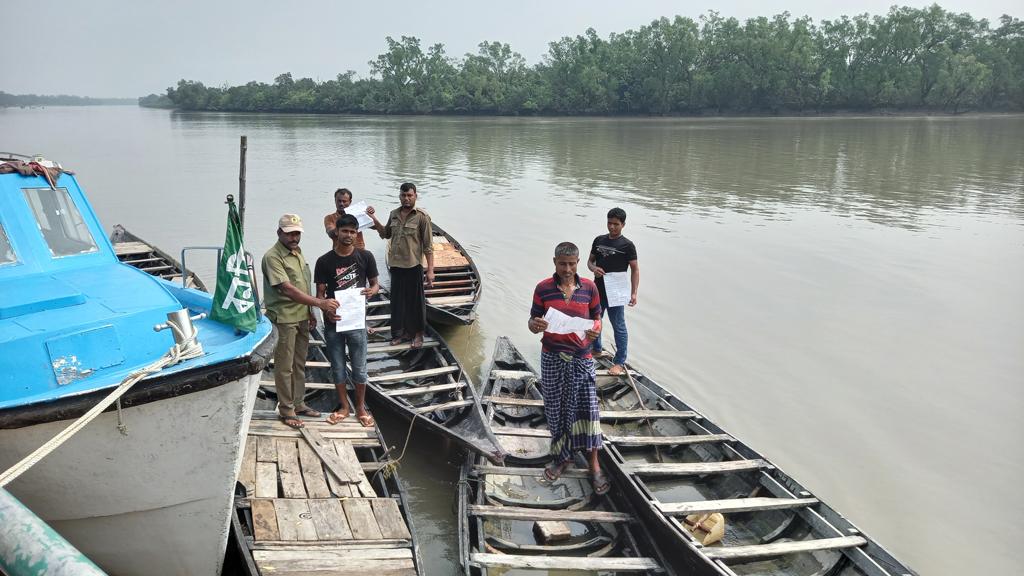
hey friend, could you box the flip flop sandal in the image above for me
[536,461,564,486]
[326,411,349,425]
[280,416,305,430]
[357,413,376,427]
[592,472,611,496]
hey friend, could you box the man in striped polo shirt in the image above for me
[528,241,609,495]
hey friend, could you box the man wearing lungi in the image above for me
[528,242,610,495]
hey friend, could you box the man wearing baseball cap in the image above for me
[262,213,340,429]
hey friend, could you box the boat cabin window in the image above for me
[0,222,16,265]
[22,187,98,257]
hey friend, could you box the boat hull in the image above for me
[0,371,261,576]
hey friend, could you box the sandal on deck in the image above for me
[326,410,349,425]
[592,472,611,496]
[295,407,321,418]
[410,336,424,349]
[280,416,304,430]
[607,365,626,376]
[537,461,567,486]
[357,413,375,427]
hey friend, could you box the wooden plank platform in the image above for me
[237,419,419,574]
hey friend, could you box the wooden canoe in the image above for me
[263,288,504,464]
[385,222,481,326]
[109,225,208,291]
[457,337,670,575]
[588,347,918,576]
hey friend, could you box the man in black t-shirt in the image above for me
[314,214,380,427]
[587,207,640,376]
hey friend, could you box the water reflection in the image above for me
[167,112,1024,230]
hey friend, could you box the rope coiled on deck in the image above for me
[0,324,204,488]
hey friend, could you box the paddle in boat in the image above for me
[0,154,275,575]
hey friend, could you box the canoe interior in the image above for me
[109,225,208,291]
[425,223,481,326]
[588,353,916,576]
[456,337,669,576]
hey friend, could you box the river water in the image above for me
[2,107,1022,575]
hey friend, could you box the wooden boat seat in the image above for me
[490,369,534,379]
[490,426,551,438]
[467,504,634,523]
[702,535,867,561]
[655,497,819,516]
[471,552,661,572]
[112,241,154,256]
[385,382,465,397]
[473,465,591,479]
[484,396,544,407]
[413,399,473,413]
[599,410,699,420]
[626,459,767,476]
[605,434,733,446]
[426,295,475,305]
[269,365,460,383]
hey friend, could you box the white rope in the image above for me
[0,327,204,488]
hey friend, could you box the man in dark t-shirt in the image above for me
[587,207,640,375]
[314,214,380,427]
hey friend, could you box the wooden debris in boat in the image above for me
[426,240,469,268]
[534,520,572,543]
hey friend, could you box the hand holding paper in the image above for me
[335,287,366,332]
[542,307,595,339]
[345,201,375,230]
[602,271,630,308]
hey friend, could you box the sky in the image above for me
[1,0,1019,97]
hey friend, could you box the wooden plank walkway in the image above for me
[237,415,418,575]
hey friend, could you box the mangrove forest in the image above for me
[152,5,1023,115]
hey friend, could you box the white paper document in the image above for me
[543,307,594,338]
[602,271,630,307]
[345,201,374,230]
[335,288,366,332]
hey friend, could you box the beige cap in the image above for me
[278,214,304,233]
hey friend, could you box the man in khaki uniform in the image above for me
[262,214,339,429]
[367,183,434,348]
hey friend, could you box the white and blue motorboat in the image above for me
[0,154,274,575]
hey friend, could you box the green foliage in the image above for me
[0,92,133,107]
[163,5,1023,115]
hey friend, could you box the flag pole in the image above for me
[238,135,247,232]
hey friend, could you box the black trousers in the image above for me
[390,265,426,337]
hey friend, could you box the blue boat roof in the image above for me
[0,163,271,409]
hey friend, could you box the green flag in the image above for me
[210,199,258,332]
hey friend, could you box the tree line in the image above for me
[0,92,134,107]
[153,5,1023,115]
